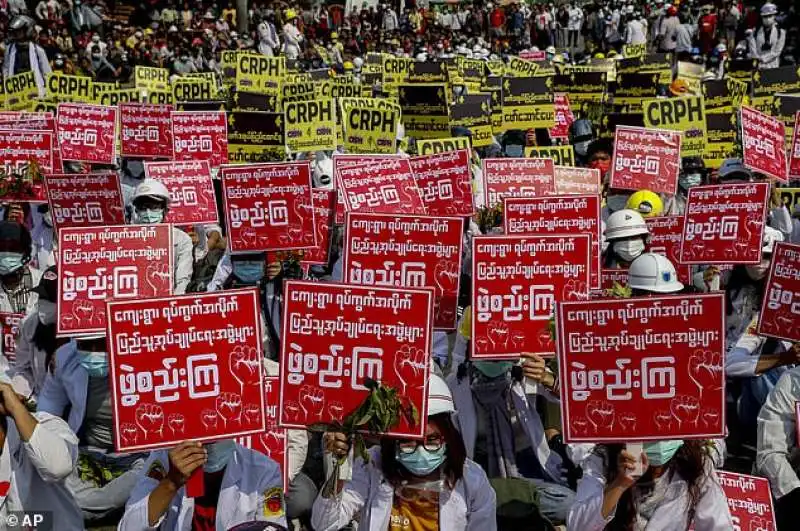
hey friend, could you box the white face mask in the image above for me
[745,258,771,280]
[38,299,56,325]
[613,239,645,263]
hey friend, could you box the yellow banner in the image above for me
[235,53,285,95]
[340,98,400,154]
[505,57,539,78]
[643,96,707,157]
[46,72,93,102]
[4,72,38,111]
[172,77,218,102]
[284,98,336,152]
[623,44,647,59]
[382,55,413,87]
[134,66,169,92]
[524,144,576,167]
[417,136,471,156]
[99,88,143,106]
[500,105,556,131]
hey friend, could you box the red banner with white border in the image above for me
[554,166,601,196]
[120,103,174,159]
[279,281,433,438]
[557,293,726,442]
[56,103,117,164]
[45,173,125,231]
[144,160,218,225]
[504,195,602,290]
[221,162,316,253]
[610,126,681,194]
[741,105,787,182]
[57,225,173,337]
[482,158,555,208]
[644,216,692,285]
[758,242,800,342]
[790,112,800,180]
[107,289,265,452]
[409,149,475,217]
[334,154,426,215]
[679,183,770,265]
[343,213,463,329]
[550,93,574,140]
[0,130,54,176]
[599,268,629,292]
[171,111,228,168]
[716,471,777,531]
[472,234,591,359]
[301,189,336,266]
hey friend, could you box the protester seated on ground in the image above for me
[0,221,42,316]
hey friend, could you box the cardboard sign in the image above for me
[0,130,54,176]
[557,294,726,442]
[343,213,463,329]
[335,155,426,215]
[57,225,173,337]
[472,234,591,359]
[284,99,336,152]
[644,216,692,285]
[107,289,265,452]
[56,103,117,164]
[143,161,218,225]
[171,111,228,168]
[0,313,23,363]
[235,377,288,491]
[554,166,601,196]
[741,106,788,182]
[680,183,770,265]
[482,158,556,208]
[45,173,125,231]
[409,150,474,217]
[220,162,316,253]
[758,242,800,342]
[504,195,601,290]
[550,93,575,139]
[302,189,336,266]
[790,112,800,180]
[610,126,681,194]
[716,471,777,531]
[120,103,173,159]
[279,281,433,438]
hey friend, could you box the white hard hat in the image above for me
[353,57,364,68]
[428,373,455,416]
[761,2,777,16]
[628,253,684,293]
[762,225,784,254]
[133,179,170,205]
[472,44,482,52]
[546,45,556,54]
[604,209,649,241]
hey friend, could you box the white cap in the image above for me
[604,209,649,240]
[428,373,455,416]
[762,225,784,254]
[133,178,170,205]
[761,2,777,16]
[628,253,684,293]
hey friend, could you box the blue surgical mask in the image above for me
[473,361,513,379]
[233,261,265,284]
[679,173,703,191]
[0,252,24,275]
[205,440,236,473]
[135,208,164,224]
[643,440,684,466]
[78,350,109,378]
[396,444,447,476]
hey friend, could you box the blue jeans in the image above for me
[516,447,575,524]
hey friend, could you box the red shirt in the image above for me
[191,470,225,531]
[490,8,506,28]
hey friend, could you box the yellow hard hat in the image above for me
[330,32,338,39]
[594,52,605,59]
[144,28,154,36]
[626,190,664,218]
[285,8,297,20]
[343,61,354,70]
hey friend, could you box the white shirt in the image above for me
[757,366,800,498]
[568,7,584,30]
[625,19,647,44]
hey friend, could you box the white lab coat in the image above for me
[757,366,800,499]
[8,313,48,399]
[567,450,733,530]
[748,25,785,70]
[0,412,82,530]
[0,267,41,315]
[119,444,287,531]
[568,7,584,31]
[283,23,304,61]
[258,21,280,56]
[264,359,308,482]
[311,447,496,531]
[172,227,194,295]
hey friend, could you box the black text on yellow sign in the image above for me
[3,71,38,110]
[235,54,285,94]
[341,99,399,154]
[417,136,471,156]
[524,145,576,167]
[172,78,217,102]
[284,99,336,152]
[643,95,707,157]
[134,66,169,91]
[500,105,556,131]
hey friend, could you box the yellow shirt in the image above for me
[389,486,440,531]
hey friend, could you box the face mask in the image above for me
[763,15,775,27]
[205,440,236,472]
[473,361,513,378]
[746,258,771,280]
[643,440,683,466]
[679,173,703,191]
[590,159,611,175]
[92,53,101,59]
[38,299,56,325]
[135,208,164,224]
[78,350,109,378]
[396,444,447,476]
[606,194,629,213]
[0,252,25,275]
[233,261,265,284]
[613,239,645,263]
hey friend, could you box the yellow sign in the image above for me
[506,56,539,78]
[524,145,576,167]
[623,44,647,59]
[134,66,169,92]
[284,98,336,152]
[340,98,400,154]
[46,72,93,102]
[3,72,38,110]
[235,53,285,94]
[500,105,556,131]
[99,88,143,106]
[417,136,471,156]
[643,96,707,157]
[382,55,413,87]
[172,77,218,102]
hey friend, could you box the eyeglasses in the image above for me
[397,434,445,454]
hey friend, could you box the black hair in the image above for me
[586,137,613,160]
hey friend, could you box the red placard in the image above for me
[482,158,555,208]
[0,111,53,123]
[279,281,433,437]
[550,93,574,140]
[302,189,336,266]
[409,149,475,217]
[557,293,726,442]
[107,289,265,452]
[56,103,117,164]
[144,160,218,225]
[0,313,23,363]
[343,213,463,329]
[335,155,426,215]
[757,242,800,341]
[599,268,629,292]
[790,112,800,180]
[57,225,173,337]
[472,234,591,359]
[679,183,770,265]
[45,173,125,231]
[644,216,692,285]
[741,105,787,182]
[716,471,777,531]
[554,166,601,196]
[504,195,601,290]
[171,111,228,168]
[610,126,681,194]
[120,103,174,159]
[0,130,54,175]
[235,376,288,490]
[221,162,316,253]
[519,50,546,61]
